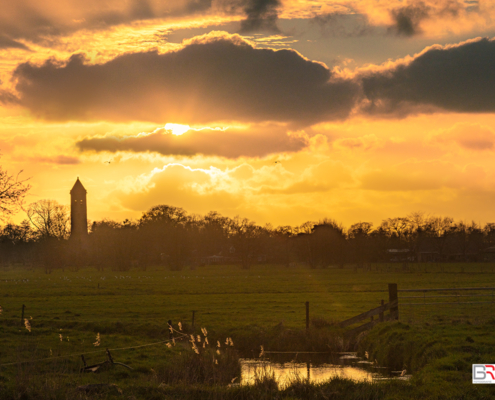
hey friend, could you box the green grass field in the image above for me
[2,263,495,330]
[1,263,495,399]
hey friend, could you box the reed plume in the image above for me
[93,333,101,347]
[24,318,31,332]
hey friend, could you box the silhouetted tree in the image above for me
[139,205,190,270]
[0,166,30,220]
[310,219,347,268]
[27,199,70,239]
[348,222,373,267]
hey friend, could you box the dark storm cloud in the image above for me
[389,3,431,36]
[77,125,308,158]
[310,1,467,39]
[0,35,30,50]
[360,37,495,115]
[388,1,462,37]
[10,31,495,124]
[239,0,281,33]
[12,34,359,124]
[0,0,284,44]
[0,0,215,44]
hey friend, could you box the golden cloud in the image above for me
[77,123,309,158]
[432,123,495,151]
[12,32,359,124]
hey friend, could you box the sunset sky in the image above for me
[1,0,495,228]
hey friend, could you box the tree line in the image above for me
[2,199,495,271]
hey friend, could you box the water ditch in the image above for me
[239,352,411,387]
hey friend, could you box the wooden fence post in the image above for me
[388,283,399,320]
[305,301,309,330]
[379,300,384,322]
[106,349,114,364]
[21,304,25,325]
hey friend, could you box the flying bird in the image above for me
[104,161,112,164]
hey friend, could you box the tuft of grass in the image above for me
[253,365,278,392]
[155,347,240,386]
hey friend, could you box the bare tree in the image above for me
[27,199,70,239]
[0,167,30,220]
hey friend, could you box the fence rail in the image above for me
[338,283,399,337]
[339,299,398,329]
[337,284,495,335]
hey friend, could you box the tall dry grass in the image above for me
[155,347,240,386]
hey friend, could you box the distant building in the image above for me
[70,178,88,244]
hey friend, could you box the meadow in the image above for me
[1,263,495,399]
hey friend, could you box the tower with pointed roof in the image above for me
[70,178,88,241]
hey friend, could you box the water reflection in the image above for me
[240,358,375,387]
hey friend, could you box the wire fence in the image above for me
[398,286,495,322]
[3,285,494,368]
[0,327,190,368]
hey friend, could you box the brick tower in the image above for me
[70,178,88,241]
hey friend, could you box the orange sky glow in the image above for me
[1,0,495,228]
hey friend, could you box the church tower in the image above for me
[70,178,88,241]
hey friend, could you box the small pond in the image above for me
[239,353,410,387]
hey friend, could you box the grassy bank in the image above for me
[1,320,494,399]
[359,319,495,399]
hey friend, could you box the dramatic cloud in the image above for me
[309,1,478,39]
[0,0,215,43]
[433,123,495,151]
[0,0,489,47]
[360,37,495,115]
[77,124,309,158]
[10,33,495,124]
[0,35,29,50]
[388,1,462,36]
[0,0,284,44]
[259,160,353,194]
[389,3,431,36]
[117,163,241,216]
[12,33,359,124]
[239,0,281,33]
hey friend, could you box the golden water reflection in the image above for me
[240,359,374,387]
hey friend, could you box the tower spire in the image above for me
[70,178,88,242]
